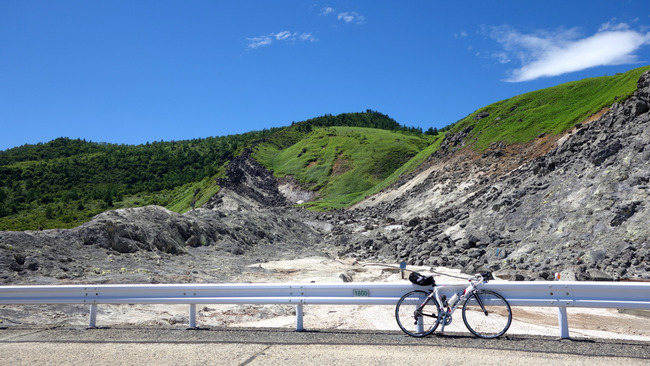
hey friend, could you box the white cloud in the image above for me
[337,11,365,24]
[299,33,317,42]
[320,7,335,16]
[488,23,650,82]
[246,7,363,49]
[246,35,273,49]
[598,19,631,32]
[320,7,365,25]
[247,31,317,49]
[275,31,293,41]
[493,51,510,64]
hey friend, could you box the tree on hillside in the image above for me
[425,127,439,135]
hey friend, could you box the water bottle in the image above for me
[448,293,459,307]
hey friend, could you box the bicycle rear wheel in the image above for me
[395,290,440,337]
[462,290,512,338]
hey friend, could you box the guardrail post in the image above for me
[88,304,97,328]
[417,316,424,334]
[189,304,197,329]
[557,306,569,339]
[296,303,304,331]
[554,272,570,339]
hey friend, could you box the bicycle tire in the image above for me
[462,290,512,338]
[395,290,440,337]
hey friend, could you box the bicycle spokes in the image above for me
[462,290,512,338]
[395,290,441,337]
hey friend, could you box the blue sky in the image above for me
[1,0,650,151]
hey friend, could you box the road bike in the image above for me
[395,273,512,338]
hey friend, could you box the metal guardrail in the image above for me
[1,281,649,338]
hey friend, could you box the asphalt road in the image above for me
[1,326,649,365]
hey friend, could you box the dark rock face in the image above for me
[205,148,289,211]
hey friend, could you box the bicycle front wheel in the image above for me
[462,290,512,338]
[395,290,440,337]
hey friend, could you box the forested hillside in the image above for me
[0,110,424,230]
[0,134,260,230]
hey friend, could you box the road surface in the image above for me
[1,326,649,365]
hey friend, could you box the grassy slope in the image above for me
[165,165,226,213]
[359,135,445,200]
[451,66,650,150]
[253,126,432,210]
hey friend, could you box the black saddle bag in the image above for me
[409,272,435,286]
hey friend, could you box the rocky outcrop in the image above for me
[0,205,326,284]
[205,148,289,211]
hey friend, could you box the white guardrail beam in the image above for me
[1,281,649,338]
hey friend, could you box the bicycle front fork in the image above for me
[473,291,489,316]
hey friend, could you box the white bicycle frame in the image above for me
[416,274,484,334]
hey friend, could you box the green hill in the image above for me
[449,66,650,150]
[253,126,432,210]
[1,66,648,230]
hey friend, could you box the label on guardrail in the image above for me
[353,289,370,297]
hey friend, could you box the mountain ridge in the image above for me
[1,66,649,284]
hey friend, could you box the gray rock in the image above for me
[586,269,614,281]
